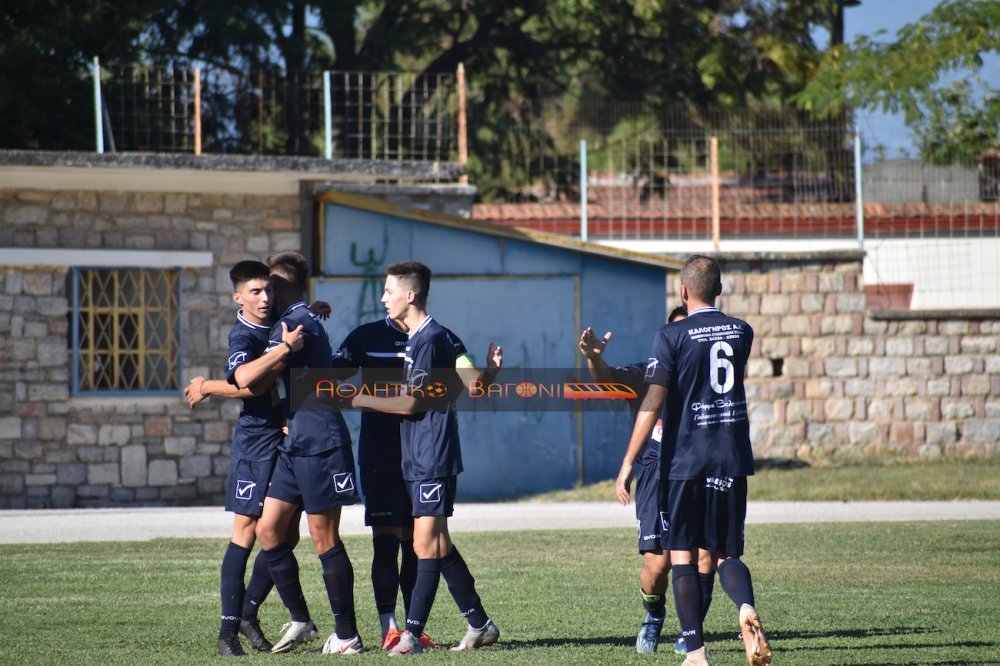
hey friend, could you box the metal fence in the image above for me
[100,64,459,161]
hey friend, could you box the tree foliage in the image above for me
[795,0,1000,163]
[2,0,849,184]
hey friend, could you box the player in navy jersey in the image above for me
[232,252,363,656]
[183,260,305,657]
[352,260,502,655]
[617,255,771,666]
[582,305,713,656]
[331,317,446,652]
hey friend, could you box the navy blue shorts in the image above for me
[267,449,359,514]
[360,465,412,528]
[406,476,457,518]
[635,461,666,553]
[663,476,748,558]
[225,455,278,517]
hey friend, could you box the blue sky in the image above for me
[838,0,999,158]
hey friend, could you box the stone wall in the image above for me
[686,255,1000,461]
[2,176,998,508]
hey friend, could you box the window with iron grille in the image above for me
[71,268,181,394]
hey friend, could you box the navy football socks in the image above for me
[242,548,274,620]
[220,542,251,636]
[405,558,442,637]
[371,534,402,617]
[264,542,311,622]
[319,543,358,639]
[717,558,756,609]
[698,571,716,623]
[440,547,488,628]
[671,564,705,652]
[400,539,418,616]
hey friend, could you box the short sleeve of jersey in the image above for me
[609,363,646,393]
[331,329,360,369]
[226,327,261,386]
[645,328,673,388]
[441,326,467,360]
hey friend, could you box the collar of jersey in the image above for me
[408,315,434,338]
[237,309,270,330]
[383,315,407,334]
[277,301,307,319]
[688,306,719,316]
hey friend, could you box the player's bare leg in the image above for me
[636,550,671,653]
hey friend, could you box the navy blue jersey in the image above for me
[400,317,467,481]
[331,317,408,469]
[224,311,283,462]
[646,307,755,480]
[609,363,660,466]
[269,301,352,456]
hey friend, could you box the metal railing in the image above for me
[97,62,460,162]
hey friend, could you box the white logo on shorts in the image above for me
[334,472,355,493]
[236,480,256,500]
[659,511,670,532]
[419,483,442,503]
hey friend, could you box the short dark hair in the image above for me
[229,260,270,290]
[680,255,722,301]
[387,260,431,308]
[267,251,310,289]
[668,304,688,323]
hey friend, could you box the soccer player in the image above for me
[232,251,363,655]
[184,260,305,657]
[351,260,502,655]
[616,255,772,666]
[331,315,459,651]
[581,305,706,656]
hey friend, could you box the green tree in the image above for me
[795,0,1000,163]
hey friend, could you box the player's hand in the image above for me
[487,342,503,370]
[308,300,332,319]
[184,376,207,408]
[281,322,305,352]
[579,327,612,360]
[615,461,634,506]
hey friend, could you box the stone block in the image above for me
[179,454,212,479]
[98,424,131,446]
[904,399,933,421]
[905,358,933,377]
[122,445,147,487]
[144,416,171,437]
[825,358,858,378]
[67,424,98,445]
[804,379,834,399]
[38,418,66,440]
[203,421,232,442]
[961,376,991,396]
[164,436,195,456]
[870,357,906,376]
[925,422,957,446]
[960,336,997,354]
[927,378,951,396]
[22,272,53,296]
[784,358,810,378]
[0,416,22,439]
[88,463,119,485]
[835,293,865,313]
[802,337,836,358]
[939,321,969,335]
[807,423,836,446]
[945,356,974,375]
[36,341,68,366]
[779,315,811,336]
[885,338,914,356]
[819,315,854,335]
[0,473,24,495]
[867,399,894,421]
[886,378,918,396]
[57,463,87,485]
[844,379,874,397]
[25,473,57,486]
[818,273,844,292]
[148,459,178,487]
[760,295,790,316]
[848,421,879,447]
[962,420,1000,443]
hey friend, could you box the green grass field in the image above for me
[526,455,1000,502]
[3,521,999,665]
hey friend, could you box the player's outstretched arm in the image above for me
[579,327,613,382]
[615,383,666,506]
[352,391,418,415]
[184,376,254,407]
[308,300,332,319]
[232,322,304,389]
[455,342,502,389]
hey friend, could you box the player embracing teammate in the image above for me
[620,255,772,666]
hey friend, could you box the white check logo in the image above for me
[419,483,442,503]
[236,480,256,500]
[334,472,354,493]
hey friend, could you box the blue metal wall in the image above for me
[313,194,673,500]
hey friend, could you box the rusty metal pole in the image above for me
[710,135,720,251]
[194,67,202,155]
[457,63,468,185]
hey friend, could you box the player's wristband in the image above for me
[282,340,294,352]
